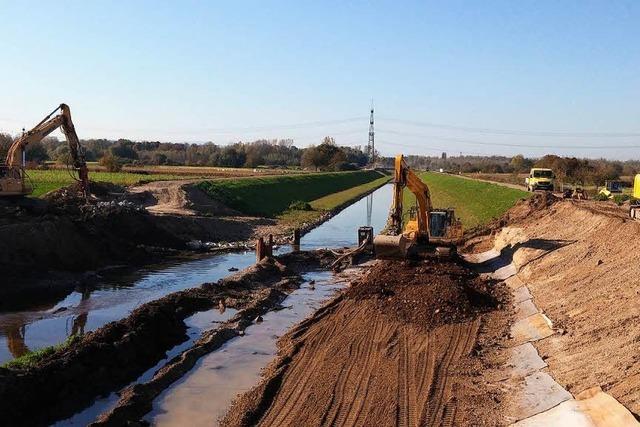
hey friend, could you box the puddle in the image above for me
[145,271,343,426]
[54,307,239,426]
[0,184,392,366]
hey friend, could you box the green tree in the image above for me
[25,140,49,164]
[509,154,532,173]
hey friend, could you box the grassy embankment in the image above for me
[403,172,530,229]
[198,170,390,227]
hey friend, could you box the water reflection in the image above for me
[0,253,256,364]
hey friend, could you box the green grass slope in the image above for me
[198,170,384,217]
[403,172,530,229]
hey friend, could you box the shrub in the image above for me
[288,200,313,211]
[593,192,609,201]
[99,153,122,172]
[612,194,630,205]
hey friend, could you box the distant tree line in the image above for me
[0,133,369,172]
[378,153,640,185]
[2,131,638,185]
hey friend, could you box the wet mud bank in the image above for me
[0,204,273,300]
[0,251,335,427]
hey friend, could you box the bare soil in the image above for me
[126,180,241,216]
[0,182,279,304]
[483,197,640,415]
[222,259,511,427]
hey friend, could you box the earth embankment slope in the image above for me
[222,259,510,427]
[479,196,640,414]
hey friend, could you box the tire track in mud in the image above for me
[223,299,483,427]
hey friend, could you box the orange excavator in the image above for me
[0,104,89,197]
[374,154,463,258]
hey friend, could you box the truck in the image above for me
[630,174,640,220]
[525,168,555,192]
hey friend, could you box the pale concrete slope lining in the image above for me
[493,200,640,415]
[464,203,640,426]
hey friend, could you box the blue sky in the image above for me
[1,0,639,159]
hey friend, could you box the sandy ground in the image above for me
[222,259,511,427]
[127,180,240,216]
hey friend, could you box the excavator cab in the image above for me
[0,166,32,196]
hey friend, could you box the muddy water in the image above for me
[54,307,239,427]
[146,271,343,426]
[0,184,391,366]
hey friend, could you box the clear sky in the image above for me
[1,0,639,159]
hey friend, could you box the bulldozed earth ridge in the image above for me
[221,258,512,427]
[0,250,336,427]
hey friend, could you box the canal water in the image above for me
[0,184,392,365]
[145,270,345,426]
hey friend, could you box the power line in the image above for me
[377,129,640,149]
[378,116,640,138]
[0,116,369,135]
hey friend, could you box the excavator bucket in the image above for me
[373,234,411,259]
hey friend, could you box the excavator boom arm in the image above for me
[389,154,433,236]
[3,104,89,196]
[7,114,64,168]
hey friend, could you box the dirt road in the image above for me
[223,259,509,426]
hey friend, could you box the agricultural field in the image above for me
[45,162,306,177]
[26,169,193,197]
[26,165,307,197]
[404,172,530,229]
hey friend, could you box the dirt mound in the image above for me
[347,259,504,330]
[462,192,560,253]
[222,260,510,427]
[126,180,240,216]
[505,191,559,222]
[44,181,125,205]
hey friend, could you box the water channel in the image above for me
[0,184,391,366]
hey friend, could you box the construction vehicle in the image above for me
[630,174,640,220]
[598,180,624,199]
[373,154,463,258]
[525,168,555,192]
[1,104,89,197]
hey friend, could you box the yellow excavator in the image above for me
[1,104,89,197]
[374,154,463,258]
